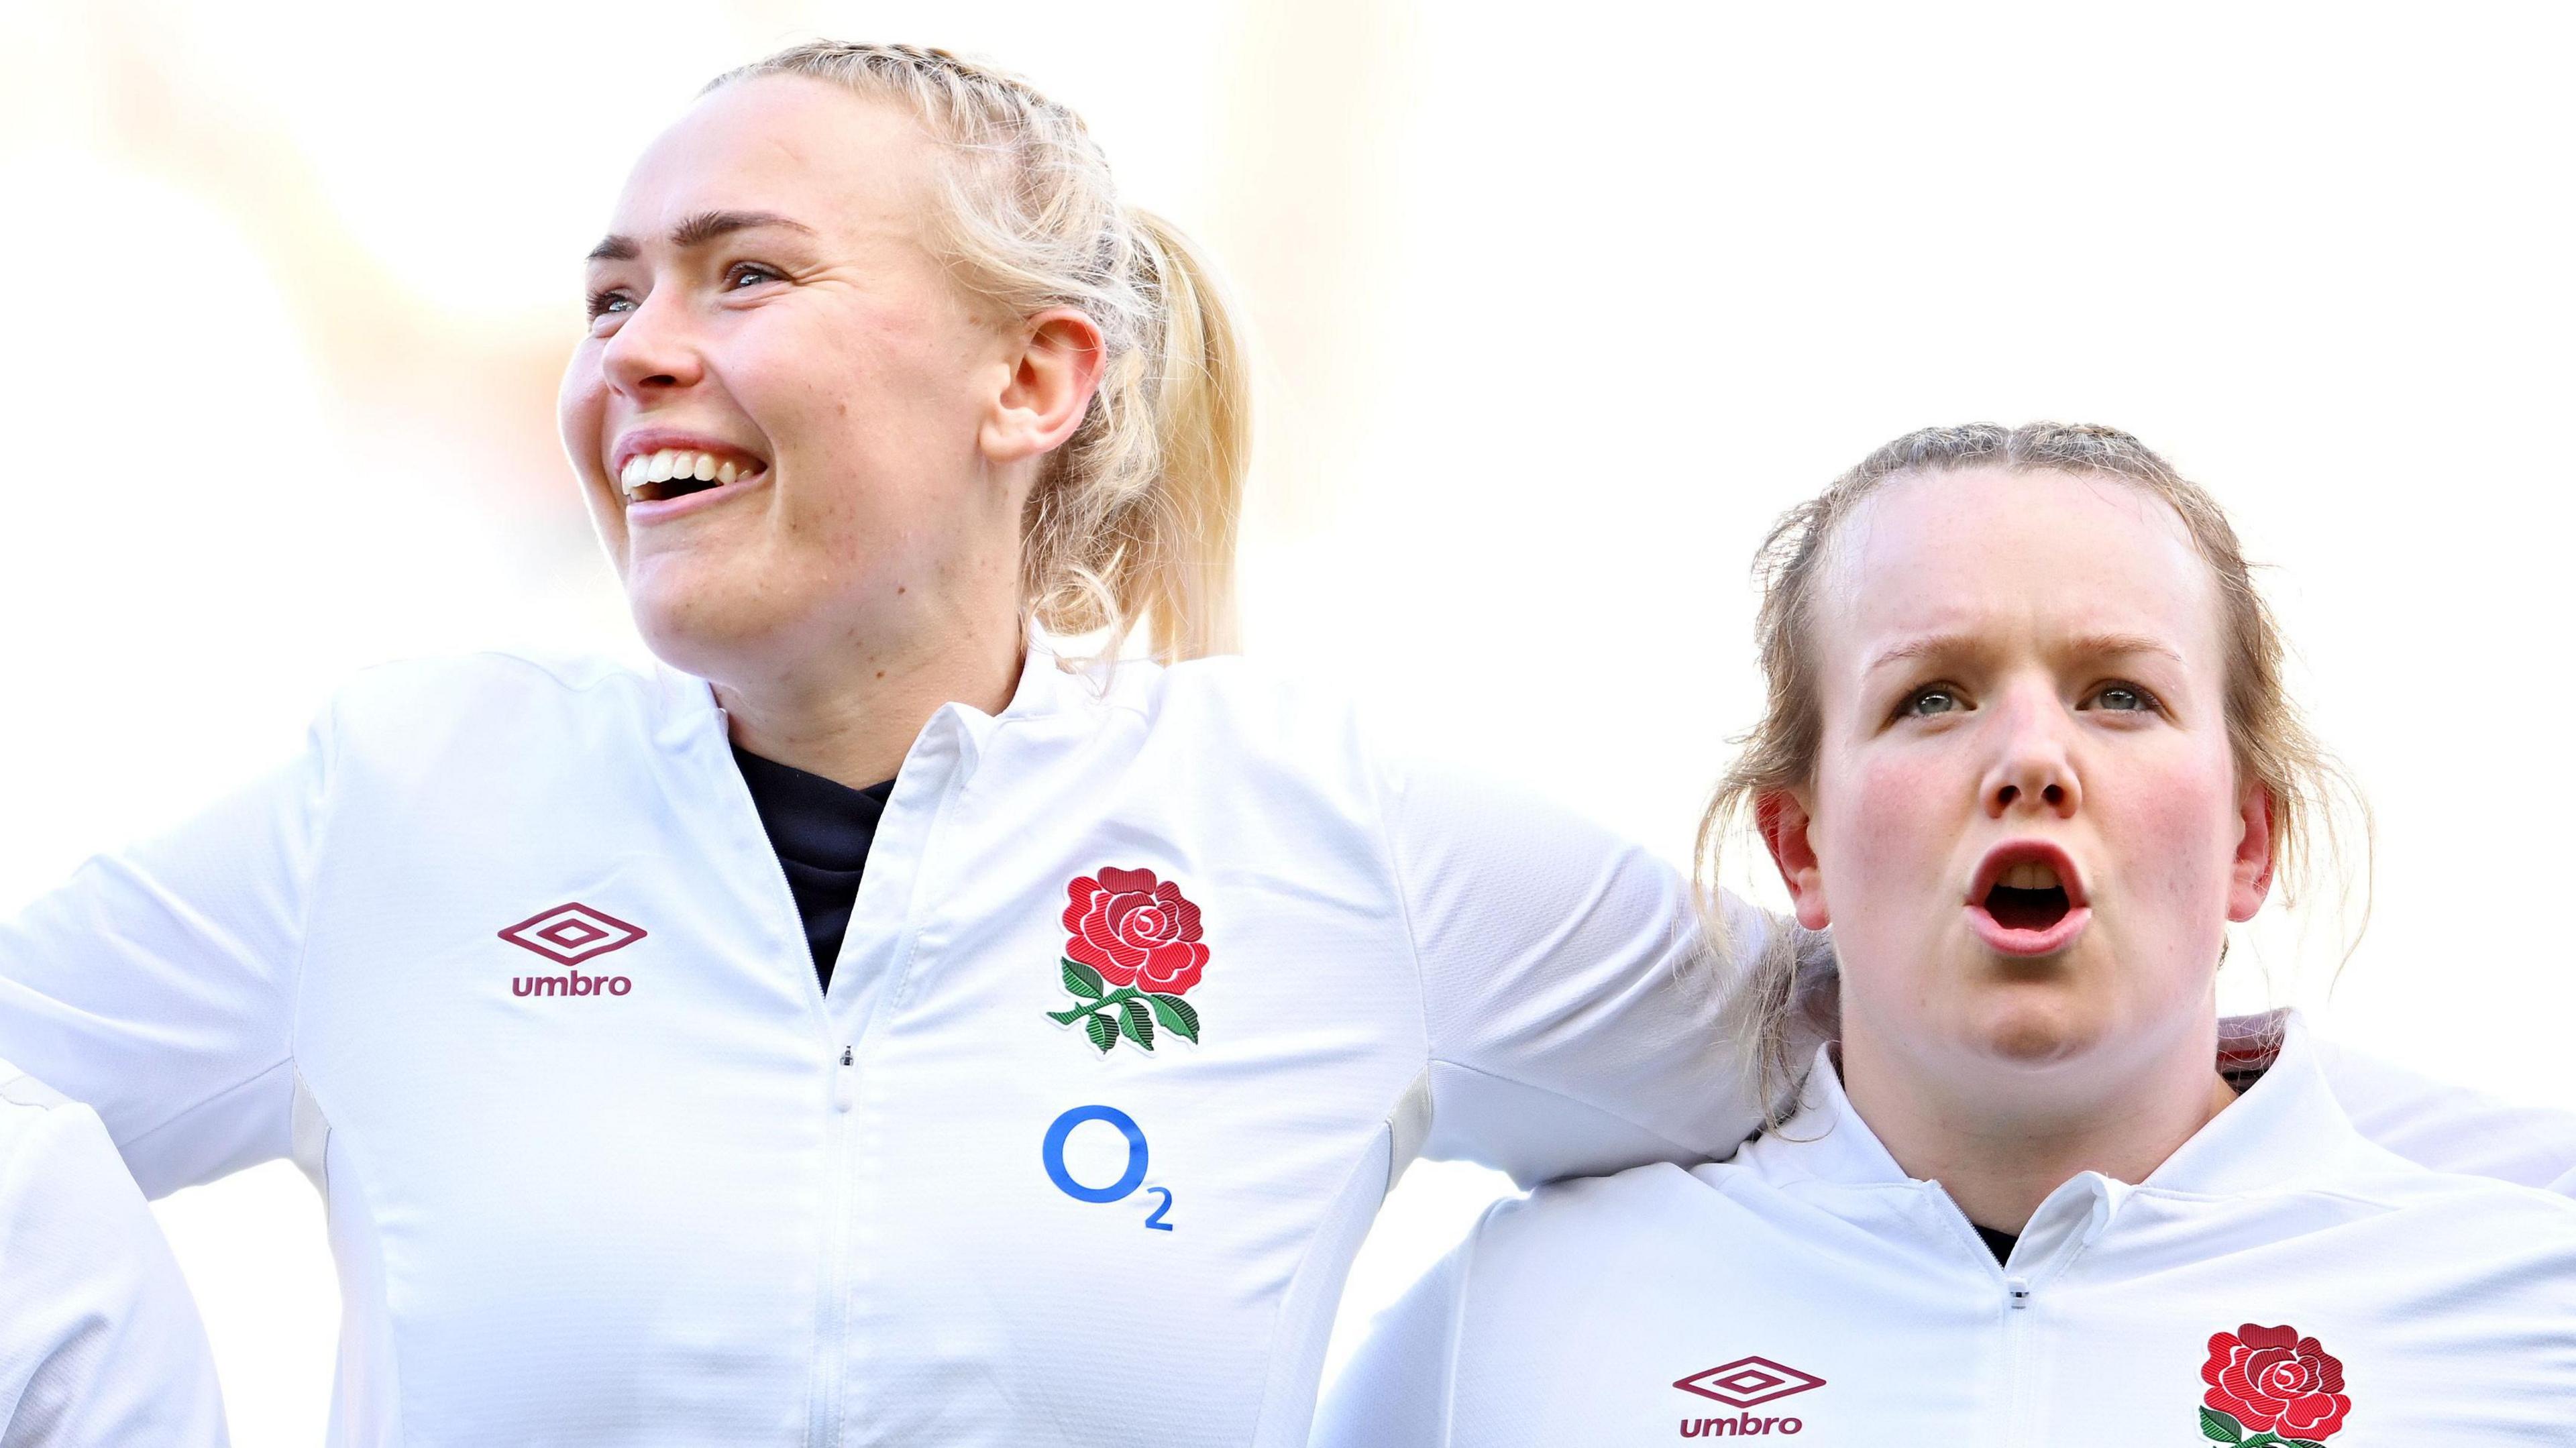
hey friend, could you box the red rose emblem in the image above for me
[2201,1324,2351,1442]
[1063,867,1208,995]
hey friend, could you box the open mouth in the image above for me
[616,446,768,504]
[1966,842,2090,955]
[1984,862,2072,932]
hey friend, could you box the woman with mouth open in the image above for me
[1317,424,2576,1445]
[3,44,2573,1448]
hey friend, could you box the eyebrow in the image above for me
[1864,630,2186,675]
[586,210,818,262]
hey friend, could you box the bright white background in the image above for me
[2,2,2569,1442]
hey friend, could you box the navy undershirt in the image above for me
[731,744,894,993]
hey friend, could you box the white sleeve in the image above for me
[0,712,325,1199]
[0,1079,229,1447]
[2309,1032,2576,1195]
[1310,1223,1478,1448]
[1381,759,1770,1186]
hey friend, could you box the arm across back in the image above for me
[1379,759,1776,1187]
[0,716,326,1199]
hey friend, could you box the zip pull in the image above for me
[2005,1276,2032,1311]
[833,1046,856,1112]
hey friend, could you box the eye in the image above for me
[724,262,783,291]
[585,287,634,321]
[2084,681,2161,714]
[1900,685,1967,719]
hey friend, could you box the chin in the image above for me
[1964,985,2110,1070]
[625,579,767,682]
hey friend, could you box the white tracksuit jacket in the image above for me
[0,651,2565,1447]
[0,649,1779,1447]
[0,1061,227,1447]
[1316,1017,2576,1446]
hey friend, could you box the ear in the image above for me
[1758,789,1831,931]
[979,307,1107,468]
[2226,782,2277,923]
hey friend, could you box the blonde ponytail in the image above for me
[706,42,1250,664]
[1118,209,1246,661]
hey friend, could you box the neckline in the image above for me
[1742,1013,2362,1200]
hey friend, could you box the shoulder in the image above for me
[2243,1125,2576,1307]
[327,648,665,725]
[314,649,679,763]
[2308,1029,2576,1194]
[0,1059,129,1207]
[1071,654,1625,844]
[1470,1163,1722,1275]
[2332,1148,2576,1250]
[0,1057,78,1148]
[1073,653,1376,762]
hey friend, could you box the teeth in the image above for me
[2000,862,2063,891]
[617,447,765,502]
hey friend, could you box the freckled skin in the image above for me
[557,77,1014,682]
[1771,467,2274,1153]
[553,74,1102,786]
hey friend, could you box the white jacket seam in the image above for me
[1421,1054,1709,1166]
[1362,755,1440,1084]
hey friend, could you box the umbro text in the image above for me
[1680,1415,1803,1437]
[512,970,633,998]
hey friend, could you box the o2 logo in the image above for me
[1041,1105,1175,1231]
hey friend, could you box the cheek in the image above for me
[1818,747,1960,905]
[556,344,606,459]
[555,347,629,560]
[757,301,979,453]
[2096,746,2243,951]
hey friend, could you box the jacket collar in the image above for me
[1749,1011,2364,1200]
[647,632,1103,755]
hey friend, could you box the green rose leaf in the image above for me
[1119,997,1157,1050]
[2200,1407,2245,1443]
[1061,960,1106,999]
[2284,1441,2328,1448]
[1146,993,1200,1043]
[1083,1013,1118,1052]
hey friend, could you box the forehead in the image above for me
[1818,466,2222,673]
[610,74,936,243]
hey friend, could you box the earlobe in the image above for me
[979,307,1106,467]
[2226,784,2277,922]
[1758,791,1831,931]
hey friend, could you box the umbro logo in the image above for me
[1675,1355,1824,1437]
[500,903,645,998]
[500,903,647,964]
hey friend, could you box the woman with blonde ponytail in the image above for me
[0,40,1770,1448]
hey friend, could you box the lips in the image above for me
[1964,840,2092,956]
[607,431,771,508]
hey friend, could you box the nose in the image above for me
[599,286,705,398]
[1979,685,2082,820]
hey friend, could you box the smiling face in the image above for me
[557,74,1034,687]
[1768,466,2274,1099]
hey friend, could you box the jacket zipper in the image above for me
[706,716,858,1448]
[2003,1273,2034,1436]
[1925,1187,2031,1441]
